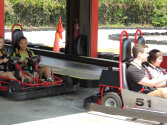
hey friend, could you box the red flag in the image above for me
[53,17,64,52]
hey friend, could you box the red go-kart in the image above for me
[84,29,167,123]
[0,24,79,100]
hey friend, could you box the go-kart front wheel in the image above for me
[61,75,73,85]
[8,81,21,94]
[101,92,122,108]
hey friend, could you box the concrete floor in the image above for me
[0,87,163,125]
[3,28,167,125]
[15,111,150,125]
[0,87,98,125]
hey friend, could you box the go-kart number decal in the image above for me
[136,98,151,108]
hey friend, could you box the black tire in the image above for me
[8,81,21,94]
[61,75,73,85]
[101,92,122,108]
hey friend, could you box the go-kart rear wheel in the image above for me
[8,81,21,94]
[61,75,73,85]
[101,92,122,108]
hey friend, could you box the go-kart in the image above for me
[0,24,79,100]
[84,29,167,123]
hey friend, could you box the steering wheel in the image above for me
[27,55,40,66]
[8,56,20,64]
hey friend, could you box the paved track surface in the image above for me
[40,56,104,80]
[0,87,163,125]
[3,29,167,125]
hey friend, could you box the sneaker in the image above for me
[41,79,45,81]
[47,78,54,82]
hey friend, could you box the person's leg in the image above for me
[0,72,16,79]
[19,71,33,83]
[162,88,167,99]
[38,66,52,80]
[148,88,167,99]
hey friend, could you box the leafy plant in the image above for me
[4,0,167,27]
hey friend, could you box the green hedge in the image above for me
[98,0,167,27]
[5,0,66,27]
[5,0,167,27]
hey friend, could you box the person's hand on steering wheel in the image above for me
[24,58,29,64]
[3,57,9,63]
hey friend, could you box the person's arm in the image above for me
[19,58,28,68]
[139,74,167,87]
[0,57,9,64]
[13,52,28,67]
[155,82,167,88]
[39,56,41,62]
[31,51,41,62]
[0,59,4,64]
[1,58,9,63]
[0,49,9,64]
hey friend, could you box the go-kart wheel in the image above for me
[61,75,73,85]
[8,81,21,93]
[101,92,122,108]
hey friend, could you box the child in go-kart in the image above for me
[13,36,53,82]
[0,36,16,80]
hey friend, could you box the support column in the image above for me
[0,0,5,38]
[90,0,98,57]
[65,0,80,55]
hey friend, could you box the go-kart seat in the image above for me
[4,29,24,67]
[12,29,24,47]
[99,38,131,89]
[137,36,145,44]
[8,29,24,56]
[122,38,131,89]
[73,35,87,56]
[5,46,14,56]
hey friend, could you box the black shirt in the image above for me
[127,64,145,92]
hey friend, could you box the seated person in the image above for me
[13,36,53,82]
[127,44,167,98]
[0,36,16,80]
[147,49,167,88]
